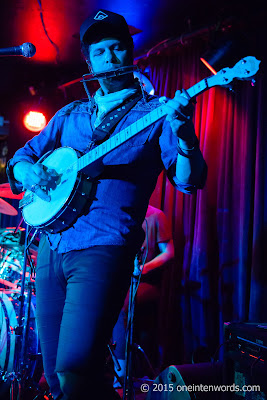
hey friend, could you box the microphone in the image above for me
[0,42,36,58]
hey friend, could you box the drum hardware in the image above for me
[0,285,38,394]
[0,247,24,285]
[0,225,25,249]
[0,224,41,400]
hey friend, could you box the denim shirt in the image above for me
[7,96,206,253]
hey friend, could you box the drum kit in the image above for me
[0,184,44,400]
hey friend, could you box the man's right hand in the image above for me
[13,161,51,201]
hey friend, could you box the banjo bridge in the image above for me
[19,193,34,208]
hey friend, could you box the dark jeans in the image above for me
[35,236,137,399]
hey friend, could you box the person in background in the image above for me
[113,205,175,385]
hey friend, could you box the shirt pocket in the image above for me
[114,111,155,147]
[125,125,154,147]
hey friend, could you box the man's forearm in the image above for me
[142,252,172,274]
[169,119,205,185]
[175,147,206,186]
[142,240,174,275]
[13,161,33,185]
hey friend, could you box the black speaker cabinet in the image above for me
[223,322,267,400]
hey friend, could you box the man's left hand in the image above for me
[159,90,196,145]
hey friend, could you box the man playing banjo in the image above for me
[7,9,207,400]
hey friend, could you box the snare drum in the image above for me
[0,291,38,377]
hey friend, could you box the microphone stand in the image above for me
[123,251,143,400]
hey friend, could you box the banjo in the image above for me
[19,56,260,233]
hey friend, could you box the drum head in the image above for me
[0,292,38,376]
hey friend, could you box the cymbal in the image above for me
[0,183,24,199]
[0,198,18,216]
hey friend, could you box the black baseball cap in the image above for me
[80,9,133,45]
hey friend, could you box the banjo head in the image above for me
[22,147,79,228]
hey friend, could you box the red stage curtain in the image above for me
[147,41,267,365]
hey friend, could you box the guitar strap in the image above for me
[92,92,143,143]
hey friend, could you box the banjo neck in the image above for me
[75,55,260,173]
[75,77,213,173]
